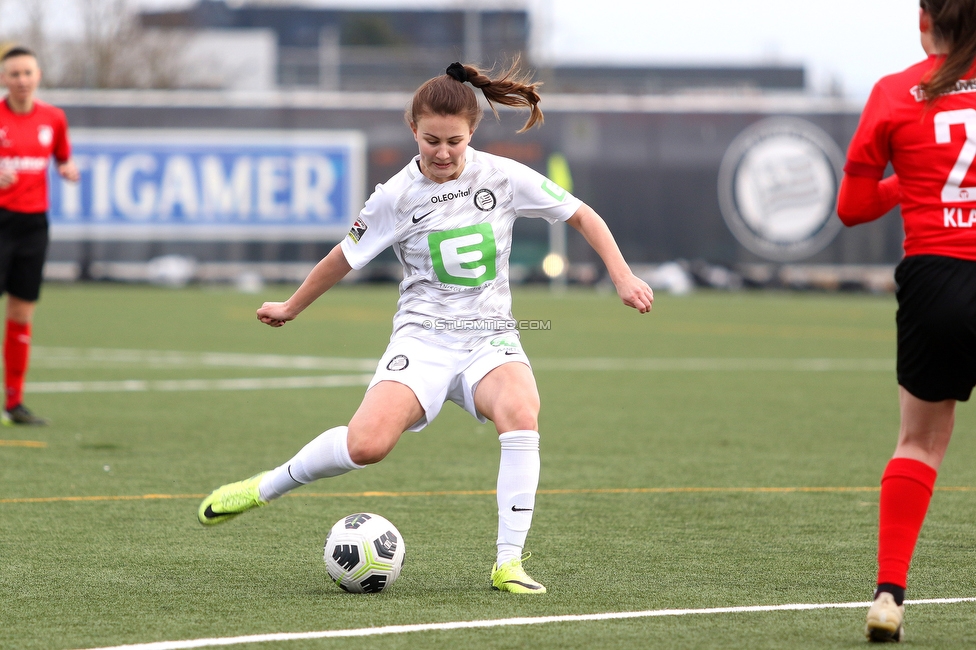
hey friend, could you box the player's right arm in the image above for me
[258,181,398,327]
[257,245,353,327]
[0,167,16,189]
[837,173,901,226]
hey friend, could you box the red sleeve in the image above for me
[52,109,71,163]
[843,82,892,180]
[836,173,900,226]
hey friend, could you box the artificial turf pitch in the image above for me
[2,283,975,649]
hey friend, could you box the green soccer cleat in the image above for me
[197,472,268,526]
[490,554,546,594]
[1,404,49,426]
[865,592,905,643]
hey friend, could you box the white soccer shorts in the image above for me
[367,333,531,431]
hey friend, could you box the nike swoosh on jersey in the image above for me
[412,210,435,224]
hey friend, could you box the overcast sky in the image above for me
[3,0,927,99]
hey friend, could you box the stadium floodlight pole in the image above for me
[318,26,340,91]
[464,4,482,64]
[546,152,573,292]
[548,219,568,293]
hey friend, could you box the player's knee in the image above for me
[515,412,539,432]
[345,430,394,465]
[346,440,386,465]
[497,402,539,433]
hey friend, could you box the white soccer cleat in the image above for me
[865,591,904,643]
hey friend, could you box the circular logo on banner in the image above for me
[473,189,496,212]
[718,117,845,262]
[386,355,409,371]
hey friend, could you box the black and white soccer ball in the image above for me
[323,513,405,593]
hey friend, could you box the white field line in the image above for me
[30,347,378,371]
[78,598,976,650]
[25,349,894,393]
[25,374,373,394]
[532,358,895,371]
[31,347,895,373]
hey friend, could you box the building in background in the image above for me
[21,0,897,290]
[177,29,278,91]
[138,0,804,95]
[140,0,531,91]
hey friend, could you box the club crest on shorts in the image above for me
[473,189,496,212]
[386,354,409,371]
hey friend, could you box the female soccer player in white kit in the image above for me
[198,62,654,593]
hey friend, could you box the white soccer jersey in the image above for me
[340,147,582,347]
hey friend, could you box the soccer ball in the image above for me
[323,513,405,593]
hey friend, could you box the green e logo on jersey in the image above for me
[428,224,497,287]
[541,179,567,201]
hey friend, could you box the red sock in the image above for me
[4,319,31,411]
[877,457,938,588]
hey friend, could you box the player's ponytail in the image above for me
[919,0,976,100]
[406,58,543,133]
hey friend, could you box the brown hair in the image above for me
[406,58,543,134]
[920,0,976,99]
[1,46,36,63]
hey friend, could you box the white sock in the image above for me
[258,426,364,502]
[495,430,540,566]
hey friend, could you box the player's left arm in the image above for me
[566,203,653,313]
[54,112,79,182]
[57,159,79,183]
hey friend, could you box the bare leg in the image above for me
[346,380,425,465]
[893,386,955,470]
[474,362,540,434]
[6,295,36,324]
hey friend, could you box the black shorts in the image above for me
[0,209,49,302]
[895,254,976,402]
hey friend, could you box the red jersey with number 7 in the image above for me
[0,98,71,214]
[845,55,976,261]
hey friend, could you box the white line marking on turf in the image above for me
[25,374,373,394]
[532,358,895,371]
[31,347,378,371]
[31,347,895,372]
[23,349,895,394]
[78,598,976,650]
